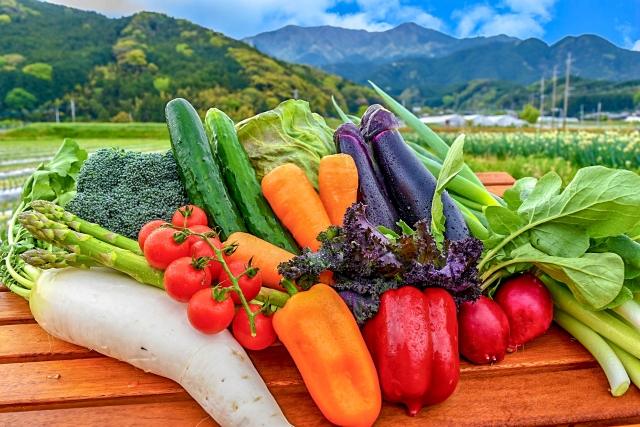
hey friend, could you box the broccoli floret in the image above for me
[65,148,189,239]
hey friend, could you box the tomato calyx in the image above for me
[211,285,231,302]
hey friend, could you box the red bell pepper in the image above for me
[362,286,459,416]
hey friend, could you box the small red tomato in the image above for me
[186,224,215,248]
[164,257,212,303]
[144,228,190,270]
[138,220,167,250]
[188,288,235,334]
[232,304,276,351]
[218,261,262,305]
[190,239,224,280]
[172,205,208,228]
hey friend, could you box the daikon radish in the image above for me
[30,267,292,427]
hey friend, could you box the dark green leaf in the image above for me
[485,206,522,235]
[529,223,589,258]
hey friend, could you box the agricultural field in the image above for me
[0,125,171,235]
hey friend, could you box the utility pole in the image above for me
[539,76,545,127]
[580,104,584,128]
[596,102,602,127]
[293,89,298,100]
[55,107,60,123]
[562,53,571,129]
[70,99,76,123]
[551,65,557,129]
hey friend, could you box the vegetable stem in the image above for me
[611,300,640,331]
[553,308,630,397]
[542,275,640,359]
[604,338,640,389]
[253,287,290,308]
[280,278,299,296]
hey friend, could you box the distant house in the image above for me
[464,114,493,126]
[625,116,640,122]
[419,114,466,127]
[486,115,528,127]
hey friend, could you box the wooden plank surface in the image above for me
[0,291,35,326]
[5,171,639,426]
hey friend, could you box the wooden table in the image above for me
[2,172,640,426]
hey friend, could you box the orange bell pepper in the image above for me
[273,282,381,427]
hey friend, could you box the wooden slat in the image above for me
[0,324,100,365]
[476,171,516,186]
[0,291,34,326]
[485,184,513,197]
[0,358,188,412]
[0,283,8,292]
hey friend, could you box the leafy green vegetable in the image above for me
[431,134,465,249]
[236,99,335,189]
[480,166,640,310]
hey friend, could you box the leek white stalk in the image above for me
[30,267,292,427]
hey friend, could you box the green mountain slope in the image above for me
[0,0,377,121]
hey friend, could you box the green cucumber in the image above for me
[166,99,246,240]
[205,108,300,254]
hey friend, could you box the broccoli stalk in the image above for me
[18,208,164,289]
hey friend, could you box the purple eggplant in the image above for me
[334,123,400,231]
[361,106,469,241]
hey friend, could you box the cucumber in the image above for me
[166,99,246,240]
[205,108,301,255]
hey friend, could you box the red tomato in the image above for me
[164,257,212,302]
[143,228,190,270]
[232,304,276,351]
[172,205,208,228]
[218,261,262,305]
[138,220,167,251]
[186,224,215,248]
[190,239,224,280]
[188,288,235,334]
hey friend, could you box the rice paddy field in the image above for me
[1,123,639,236]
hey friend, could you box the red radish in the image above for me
[188,288,235,334]
[143,228,190,270]
[494,274,554,352]
[232,304,277,351]
[219,261,262,305]
[138,220,167,250]
[458,296,510,364]
[172,205,208,228]
[190,239,224,280]
[186,224,215,248]
[164,257,212,302]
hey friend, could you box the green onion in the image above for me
[554,308,629,397]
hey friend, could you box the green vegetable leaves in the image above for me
[481,166,640,310]
[236,99,335,189]
[431,134,465,248]
[21,138,87,207]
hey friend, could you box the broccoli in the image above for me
[65,148,189,239]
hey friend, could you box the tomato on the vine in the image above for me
[172,205,208,228]
[219,261,262,305]
[185,224,215,248]
[164,257,212,302]
[188,287,235,334]
[137,220,167,251]
[143,228,190,270]
[190,239,224,280]
[232,304,276,351]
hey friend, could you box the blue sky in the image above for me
[43,0,640,50]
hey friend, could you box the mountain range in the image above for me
[0,0,377,122]
[245,23,640,90]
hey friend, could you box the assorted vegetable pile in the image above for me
[4,80,640,426]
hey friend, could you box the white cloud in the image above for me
[452,0,556,39]
[40,0,444,39]
[633,40,640,51]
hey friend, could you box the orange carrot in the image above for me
[224,232,294,292]
[319,154,358,226]
[261,163,331,252]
